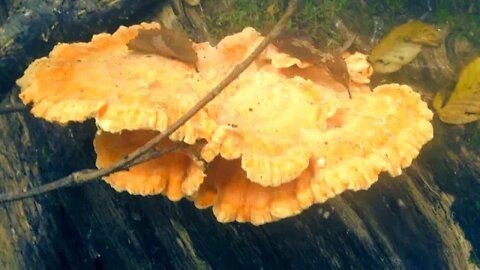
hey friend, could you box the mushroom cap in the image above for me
[17,22,216,144]
[193,83,433,225]
[344,51,373,85]
[94,130,204,200]
[17,24,434,225]
[201,71,335,187]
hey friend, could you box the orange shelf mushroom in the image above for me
[193,83,433,224]
[17,23,434,225]
[94,130,204,200]
[17,22,216,144]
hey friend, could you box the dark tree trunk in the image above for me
[0,1,479,269]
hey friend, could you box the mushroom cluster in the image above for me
[17,23,433,225]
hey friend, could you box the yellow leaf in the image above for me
[436,57,480,124]
[432,91,446,112]
[369,20,441,73]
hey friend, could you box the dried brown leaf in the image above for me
[127,28,198,64]
[273,32,354,96]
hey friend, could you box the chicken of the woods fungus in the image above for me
[17,22,434,225]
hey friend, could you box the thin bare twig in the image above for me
[0,143,188,202]
[0,104,29,114]
[0,0,302,203]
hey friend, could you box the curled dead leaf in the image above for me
[273,31,354,96]
[128,28,198,64]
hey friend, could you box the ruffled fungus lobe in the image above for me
[194,83,433,224]
[94,130,204,200]
[17,22,216,144]
[17,23,434,225]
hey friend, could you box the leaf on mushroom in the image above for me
[434,56,480,124]
[273,31,354,95]
[324,35,356,97]
[127,28,198,64]
[273,31,326,64]
[369,20,442,73]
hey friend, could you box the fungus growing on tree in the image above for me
[16,23,433,225]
